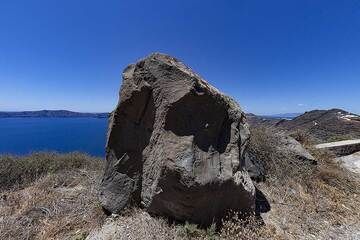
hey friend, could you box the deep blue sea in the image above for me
[0,118,107,157]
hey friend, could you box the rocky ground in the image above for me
[1,129,359,240]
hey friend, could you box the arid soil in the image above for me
[1,130,359,240]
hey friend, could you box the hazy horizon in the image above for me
[1,108,359,117]
[1,1,360,115]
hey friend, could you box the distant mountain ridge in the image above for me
[247,108,360,143]
[276,109,360,142]
[263,113,303,120]
[0,110,109,118]
[245,112,302,128]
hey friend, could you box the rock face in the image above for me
[336,151,360,174]
[244,134,316,182]
[244,151,266,182]
[279,135,316,164]
[100,53,255,225]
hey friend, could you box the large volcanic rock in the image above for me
[100,53,255,225]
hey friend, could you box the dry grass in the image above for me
[86,208,282,240]
[248,127,315,182]
[87,208,180,240]
[0,152,103,190]
[250,127,360,239]
[0,152,106,240]
[1,131,360,240]
[290,130,314,147]
[219,215,282,240]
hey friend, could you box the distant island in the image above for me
[0,110,109,118]
[262,112,303,120]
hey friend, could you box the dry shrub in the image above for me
[87,209,282,240]
[219,214,282,240]
[87,208,180,240]
[290,130,314,146]
[308,144,359,194]
[86,207,223,240]
[248,126,315,183]
[248,126,360,239]
[2,137,360,239]
[0,152,103,190]
[0,153,106,240]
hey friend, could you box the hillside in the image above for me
[2,138,360,239]
[264,113,302,119]
[245,113,283,128]
[0,110,109,118]
[247,109,360,143]
[276,109,360,142]
[245,112,302,128]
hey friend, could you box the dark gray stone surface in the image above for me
[100,53,255,225]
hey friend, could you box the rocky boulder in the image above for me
[100,53,255,225]
[336,151,360,174]
[244,132,316,182]
[279,135,316,164]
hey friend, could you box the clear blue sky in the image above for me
[1,0,359,114]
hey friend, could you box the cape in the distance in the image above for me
[0,110,109,118]
[1,109,358,122]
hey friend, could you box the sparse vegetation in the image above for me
[248,127,315,182]
[249,126,360,239]
[273,108,360,143]
[290,130,314,147]
[0,152,105,240]
[219,214,281,240]
[1,132,359,240]
[0,152,103,190]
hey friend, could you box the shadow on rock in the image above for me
[255,187,271,216]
